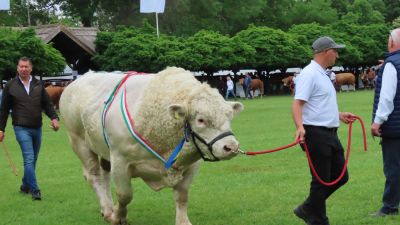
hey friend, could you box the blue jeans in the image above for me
[225,89,236,100]
[14,126,42,192]
[381,138,400,213]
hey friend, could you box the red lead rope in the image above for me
[244,115,367,186]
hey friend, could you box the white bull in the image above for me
[59,67,243,225]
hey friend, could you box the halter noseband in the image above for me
[185,123,235,161]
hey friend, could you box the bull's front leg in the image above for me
[110,155,133,225]
[173,164,199,225]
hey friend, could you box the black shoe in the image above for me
[20,185,30,194]
[294,205,312,225]
[370,210,398,217]
[31,190,41,201]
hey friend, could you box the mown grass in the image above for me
[0,90,398,225]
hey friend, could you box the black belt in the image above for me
[304,124,338,133]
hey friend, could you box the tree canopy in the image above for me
[0,0,398,75]
[93,21,390,73]
[2,0,398,35]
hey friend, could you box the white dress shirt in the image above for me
[18,75,32,95]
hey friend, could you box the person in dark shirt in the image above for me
[243,73,253,99]
[0,56,59,200]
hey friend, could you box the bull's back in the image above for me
[60,72,155,158]
[60,72,123,133]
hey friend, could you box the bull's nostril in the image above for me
[223,145,232,152]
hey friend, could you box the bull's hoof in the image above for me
[110,215,129,225]
[110,220,130,225]
[102,212,113,223]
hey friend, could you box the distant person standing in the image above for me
[292,37,355,225]
[225,76,236,100]
[368,68,376,88]
[0,57,60,200]
[371,28,400,217]
[217,76,227,97]
[327,69,336,85]
[243,73,252,99]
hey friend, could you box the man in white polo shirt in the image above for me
[292,36,355,225]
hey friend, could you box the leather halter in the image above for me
[185,123,234,161]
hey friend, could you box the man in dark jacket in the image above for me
[371,28,400,217]
[0,57,59,200]
[243,73,252,99]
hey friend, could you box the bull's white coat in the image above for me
[60,67,243,225]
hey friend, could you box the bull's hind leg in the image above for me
[68,133,113,220]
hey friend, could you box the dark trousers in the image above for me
[243,85,252,98]
[381,138,400,213]
[301,125,349,225]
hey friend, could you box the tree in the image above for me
[252,0,294,29]
[393,16,400,28]
[383,0,400,23]
[182,30,238,74]
[56,0,100,27]
[288,23,363,67]
[0,0,59,27]
[342,0,385,25]
[288,0,338,27]
[0,28,65,80]
[93,25,162,72]
[331,0,353,18]
[235,25,309,71]
[332,22,390,66]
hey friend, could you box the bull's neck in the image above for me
[173,142,202,169]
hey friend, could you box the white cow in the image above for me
[59,67,243,225]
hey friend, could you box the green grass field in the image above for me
[0,90,398,225]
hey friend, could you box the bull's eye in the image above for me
[198,118,205,124]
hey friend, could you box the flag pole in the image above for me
[27,0,31,26]
[156,12,159,38]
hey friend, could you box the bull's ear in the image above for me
[168,104,187,120]
[229,102,244,115]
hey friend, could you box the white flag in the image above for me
[0,0,10,10]
[140,0,165,13]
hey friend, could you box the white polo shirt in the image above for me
[294,60,340,128]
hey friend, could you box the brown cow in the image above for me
[45,85,65,109]
[335,73,356,91]
[239,78,264,97]
[335,73,355,86]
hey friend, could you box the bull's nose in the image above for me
[223,144,239,152]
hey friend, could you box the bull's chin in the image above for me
[213,151,238,160]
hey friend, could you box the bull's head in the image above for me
[168,87,243,161]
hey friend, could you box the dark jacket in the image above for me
[373,49,400,138]
[0,76,58,131]
[244,75,252,86]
